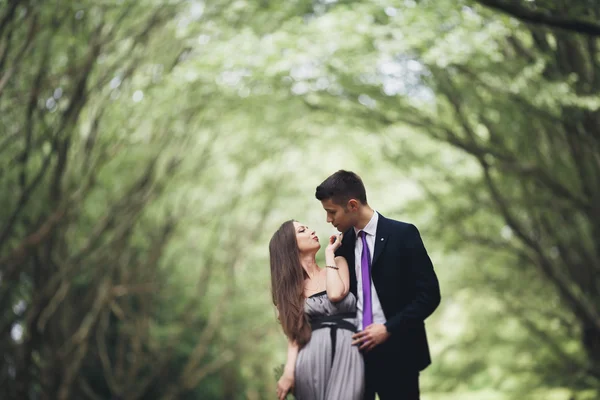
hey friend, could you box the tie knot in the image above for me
[358,230,366,239]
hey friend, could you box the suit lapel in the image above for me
[372,214,390,269]
[344,227,356,269]
[345,227,356,254]
[343,227,357,296]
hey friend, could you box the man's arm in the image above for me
[384,224,441,335]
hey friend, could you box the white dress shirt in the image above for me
[354,211,386,330]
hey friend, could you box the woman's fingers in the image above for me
[278,388,287,400]
[277,383,289,400]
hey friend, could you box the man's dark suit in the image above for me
[336,213,441,398]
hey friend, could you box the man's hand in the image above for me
[352,323,390,352]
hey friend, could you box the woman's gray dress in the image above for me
[294,292,364,400]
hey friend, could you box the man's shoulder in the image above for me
[378,214,417,233]
[379,215,424,249]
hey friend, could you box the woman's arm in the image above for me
[324,232,350,302]
[325,246,350,302]
[277,339,298,400]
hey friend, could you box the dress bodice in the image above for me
[304,291,357,318]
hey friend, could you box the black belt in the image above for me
[310,312,357,366]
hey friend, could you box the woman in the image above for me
[269,220,364,400]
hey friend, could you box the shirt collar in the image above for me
[354,211,379,238]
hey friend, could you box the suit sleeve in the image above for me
[384,224,441,334]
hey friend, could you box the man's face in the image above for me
[320,198,354,233]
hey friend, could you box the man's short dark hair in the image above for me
[315,170,368,206]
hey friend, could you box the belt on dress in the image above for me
[310,312,357,366]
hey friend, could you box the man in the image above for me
[315,170,441,400]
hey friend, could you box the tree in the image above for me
[473,0,600,37]
[219,0,600,394]
[0,1,301,398]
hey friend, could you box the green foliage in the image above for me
[1,0,599,399]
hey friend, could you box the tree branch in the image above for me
[475,0,600,37]
[480,161,600,333]
[0,11,37,96]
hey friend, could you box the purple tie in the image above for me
[359,231,373,329]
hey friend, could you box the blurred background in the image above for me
[1,0,599,399]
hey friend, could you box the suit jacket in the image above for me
[336,213,441,371]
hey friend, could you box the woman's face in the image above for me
[293,221,320,254]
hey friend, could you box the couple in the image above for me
[269,170,441,400]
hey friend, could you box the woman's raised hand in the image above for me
[326,233,343,253]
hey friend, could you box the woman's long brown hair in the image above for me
[269,220,311,347]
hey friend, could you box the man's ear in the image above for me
[348,199,359,211]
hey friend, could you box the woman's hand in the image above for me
[326,233,343,253]
[276,373,294,400]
